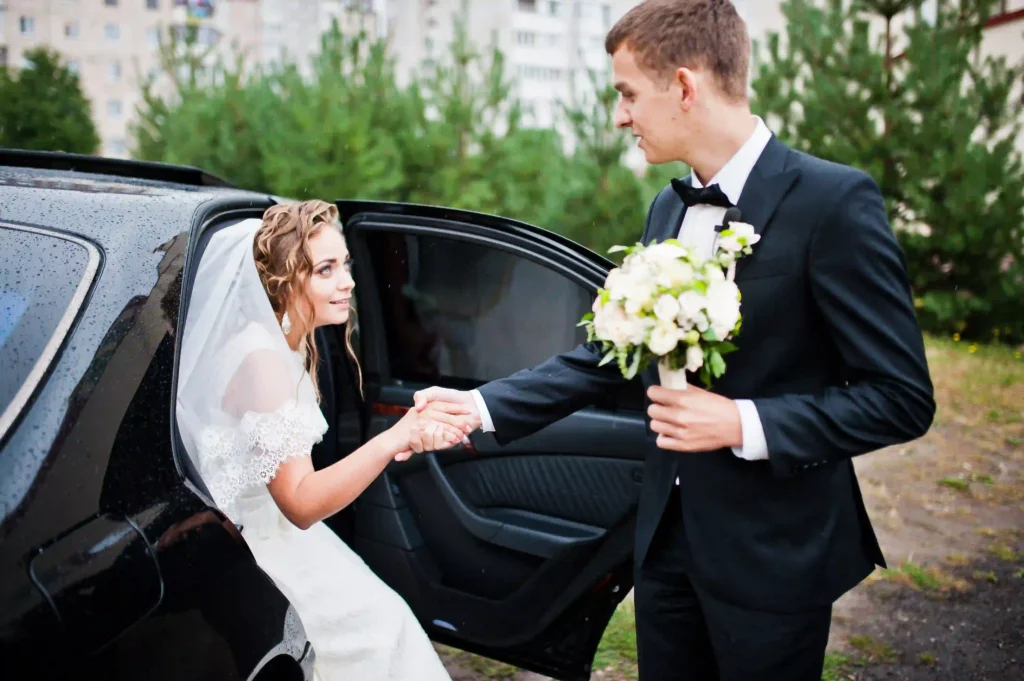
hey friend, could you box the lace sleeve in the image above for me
[197,347,327,515]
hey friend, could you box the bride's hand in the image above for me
[387,402,475,462]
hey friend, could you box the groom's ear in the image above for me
[674,67,698,112]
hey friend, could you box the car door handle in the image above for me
[425,452,605,560]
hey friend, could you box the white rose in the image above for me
[644,242,689,263]
[648,322,681,356]
[693,311,710,333]
[676,290,705,325]
[685,344,704,372]
[705,279,741,339]
[594,304,648,348]
[623,273,656,315]
[653,294,681,323]
[717,222,760,253]
[656,258,695,289]
[604,269,627,300]
[704,263,726,282]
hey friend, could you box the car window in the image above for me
[362,230,644,411]
[0,226,98,431]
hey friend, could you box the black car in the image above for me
[0,150,649,681]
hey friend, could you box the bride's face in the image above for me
[294,227,354,328]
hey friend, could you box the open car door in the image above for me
[336,201,649,681]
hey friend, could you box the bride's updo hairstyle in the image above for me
[252,199,361,400]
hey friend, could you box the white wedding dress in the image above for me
[175,219,451,681]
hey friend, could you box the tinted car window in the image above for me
[363,230,644,411]
[1,227,95,423]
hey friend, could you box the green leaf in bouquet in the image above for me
[607,245,630,254]
[616,347,630,375]
[699,363,714,389]
[624,345,644,380]
[577,312,594,326]
[598,348,617,367]
[718,229,735,238]
[599,289,611,305]
[702,328,718,342]
[693,281,708,294]
[709,350,727,378]
[716,340,739,355]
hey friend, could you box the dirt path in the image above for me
[440,340,1024,680]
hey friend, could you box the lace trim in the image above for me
[197,402,327,515]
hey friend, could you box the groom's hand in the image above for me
[410,387,483,453]
[647,385,743,452]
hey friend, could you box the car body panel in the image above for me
[0,164,307,680]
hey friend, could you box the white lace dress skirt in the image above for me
[235,489,452,681]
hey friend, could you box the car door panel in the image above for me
[337,202,646,681]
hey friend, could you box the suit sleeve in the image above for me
[475,189,668,446]
[753,171,935,478]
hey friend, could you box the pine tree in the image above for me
[0,48,100,154]
[750,0,1024,343]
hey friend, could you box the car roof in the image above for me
[0,149,266,241]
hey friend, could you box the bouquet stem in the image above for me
[658,357,688,390]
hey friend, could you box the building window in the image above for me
[108,100,123,118]
[65,21,81,39]
[0,47,8,69]
[20,16,35,36]
[105,0,118,6]
[147,27,160,47]
[105,24,120,41]
[66,60,80,75]
[549,1,561,16]
[108,61,122,83]
[602,3,611,26]
[516,31,536,46]
[147,0,159,9]
[518,0,538,12]
[108,139,128,157]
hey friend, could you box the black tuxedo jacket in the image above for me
[476,136,935,612]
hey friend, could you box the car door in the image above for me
[336,201,648,681]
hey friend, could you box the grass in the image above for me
[821,652,851,681]
[926,336,1024,431]
[991,544,1021,561]
[849,635,899,663]
[876,559,970,593]
[591,599,638,677]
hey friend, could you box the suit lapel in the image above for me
[734,136,801,277]
[646,181,688,246]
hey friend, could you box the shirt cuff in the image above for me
[732,399,768,461]
[470,389,495,433]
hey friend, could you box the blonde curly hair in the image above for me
[253,199,362,401]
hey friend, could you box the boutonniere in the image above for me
[713,222,760,281]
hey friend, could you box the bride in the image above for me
[176,200,471,680]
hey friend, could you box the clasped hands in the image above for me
[391,389,481,462]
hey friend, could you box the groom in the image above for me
[413,1,935,678]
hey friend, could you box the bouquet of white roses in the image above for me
[579,223,760,389]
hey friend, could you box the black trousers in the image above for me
[634,487,832,681]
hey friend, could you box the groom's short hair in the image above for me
[605,0,750,101]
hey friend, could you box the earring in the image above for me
[281,311,292,334]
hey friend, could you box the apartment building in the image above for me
[260,0,378,76]
[385,0,636,141]
[0,0,378,158]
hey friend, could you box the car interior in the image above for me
[174,204,649,678]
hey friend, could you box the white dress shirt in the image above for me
[470,116,772,464]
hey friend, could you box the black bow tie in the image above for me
[671,178,734,209]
